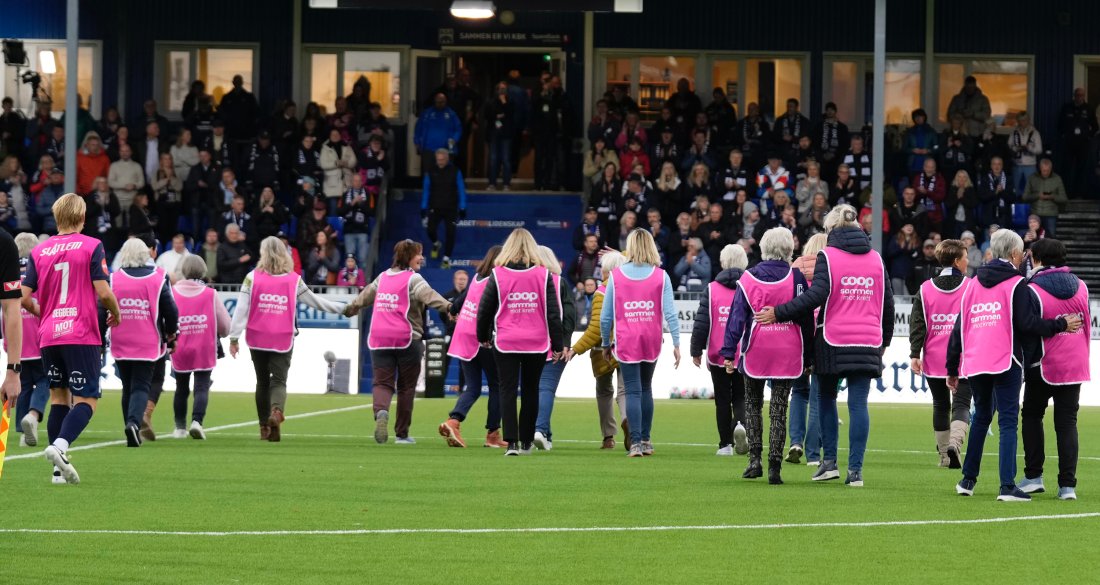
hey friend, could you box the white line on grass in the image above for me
[5,403,373,462]
[1,513,1097,537]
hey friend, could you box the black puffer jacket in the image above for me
[908,270,966,358]
[1022,265,1080,368]
[773,227,895,376]
[690,267,743,358]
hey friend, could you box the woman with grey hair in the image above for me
[754,204,894,487]
[691,244,749,456]
[945,229,1081,501]
[721,228,813,484]
[170,255,231,439]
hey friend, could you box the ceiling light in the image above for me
[451,0,495,19]
[39,50,56,74]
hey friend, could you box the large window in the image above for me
[304,49,403,120]
[824,56,922,126]
[155,44,258,117]
[602,54,696,122]
[0,41,100,116]
[936,58,1030,126]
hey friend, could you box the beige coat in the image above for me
[319,141,358,199]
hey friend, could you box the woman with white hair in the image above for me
[565,250,630,449]
[601,229,680,457]
[170,254,230,439]
[754,204,894,487]
[7,232,50,448]
[475,229,564,456]
[722,228,813,484]
[532,246,576,451]
[690,244,749,456]
[110,237,179,447]
[945,229,1081,501]
[230,236,345,441]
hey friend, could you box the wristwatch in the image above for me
[7,363,21,374]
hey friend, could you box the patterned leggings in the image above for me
[745,377,793,462]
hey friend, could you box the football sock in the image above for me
[58,402,94,446]
[47,404,70,444]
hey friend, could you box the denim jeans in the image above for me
[1012,164,1036,195]
[488,136,512,187]
[326,196,341,218]
[620,360,657,443]
[117,360,154,428]
[344,232,369,264]
[15,359,50,432]
[818,374,872,472]
[788,373,822,462]
[963,365,1023,488]
[1039,215,1057,239]
[535,359,567,439]
[449,348,501,431]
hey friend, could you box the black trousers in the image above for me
[533,133,560,189]
[927,377,973,431]
[494,351,546,444]
[427,208,458,258]
[117,360,153,427]
[709,365,745,448]
[1022,372,1080,488]
[146,356,168,404]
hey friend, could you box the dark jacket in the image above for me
[1022,266,1080,367]
[475,262,564,353]
[908,270,966,359]
[976,170,1013,228]
[690,267,743,359]
[945,259,1068,376]
[216,240,252,285]
[773,227,895,376]
[720,261,813,370]
[421,163,467,212]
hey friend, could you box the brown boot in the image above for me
[140,401,157,441]
[601,437,616,449]
[484,429,508,448]
[947,421,968,469]
[259,425,271,440]
[621,419,631,451]
[267,408,285,442]
[935,430,951,467]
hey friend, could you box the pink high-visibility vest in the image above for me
[366,270,415,350]
[492,266,551,354]
[2,287,41,361]
[919,277,969,378]
[706,281,737,367]
[447,275,489,361]
[1030,273,1090,385]
[172,285,219,373]
[960,275,1021,377]
[32,233,104,347]
[110,268,166,361]
[738,269,803,379]
[246,270,298,353]
[611,266,665,364]
[821,247,886,348]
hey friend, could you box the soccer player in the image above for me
[23,193,121,484]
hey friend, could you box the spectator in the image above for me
[137,121,168,184]
[216,167,241,213]
[960,230,982,275]
[421,148,467,268]
[979,224,1000,254]
[342,174,371,263]
[776,203,801,238]
[756,152,791,202]
[219,75,260,146]
[44,125,65,169]
[593,163,622,236]
[787,135,819,184]
[733,102,769,171]
[347,77,374,122]
[246,130,280,194]
[276,231,302,276]
[0,97,26,160]
[646,208,670,260]
[690,112,717,153]
[905,108,938,175]
[569,233,602,284]
[937,114,974,181]
[912,158,946,234]
[799,192,831,238]
[128,191,157,240]
[668,78,702,135]
[705,87,737,150]
[885,224,921,294]
[0,156,30,231]
[587,98,619,147]
[170,129,200,181]
[300,107,324,141]
[199,228,220,281]
[25,101,55,165]
[695,202,731,274]
[891,186,929,238]
[305,231,341,285]
[271,100,300,166]
[619,137,651,180]
[152,153,183,245]
[680,129,716,175]
[573,207,604,251]
[320,128,357,216]
[0,191,14,230]
[58,93,95,148]
[200,119,232,168]
[133,99,170,141]
[185,149,222,241]
[667,212,695,268]
[1058,88,1099,198]
[481,81,516,191]
[292,176,318,220]
[583,137,619,186]
[946,76,991,138]
[216,223,252,284]
[358,102,392,147]
[1009,111,1043,194]
[1022,158,1067,238]
[650,105,681,148]
[415,93,464,173]
[842,135,872,192]
[774,97,810,152]
[795,161,829,212]
[83,176,120,250]
[36,169,64,232]
[1023,213,1046,250]
[908,239,939,292]
[945,169,977,238]
[672,237,711,289]
[187,95,217,148]
[737,201,764,262]
[650,126,682,172]
[652,161,684,221]
[254,186,288,242]
[813,102,849,181]
[155,233,190,276]
[617,210,638,250]
[859,198,891,237]
[108,143,145,217]
[180,81,210,125]
[505,70,530,174]
[615,110,647,151]
[607,84,638,121]
[760,190,794,224]
[105,124,130,162]
[222,193,256,252]
[977,156,1013,231]
[75,132,111,194]
[715,149,750,200]
[358,134,387,203]
[337,254,366,290]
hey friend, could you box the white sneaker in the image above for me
[716,445,734,456]
[189,421,206,440]
[19,434,28,447]
[395,437,416,444]
[44,445,79,485]
[533,431,552,451]
[20,413,38,446]
[172,428,188,439]
[51,467,65,485]
[733,423,748,455]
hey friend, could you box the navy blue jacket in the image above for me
[1022,265,1081,369]
[720,260,813,371]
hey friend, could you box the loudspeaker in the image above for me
[2,39,26,66]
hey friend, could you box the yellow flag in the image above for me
[0,400,9,479]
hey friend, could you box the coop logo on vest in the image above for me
[717,305,730,316]
[929,312,957,334]
[970,302,1002,314]
[256,293,290,314]
[505,290,539,313]
[258,294,289,304]
[622,299,656,321]
[119,298,150,309]
[623,300,654,310]
[838,275,875,298]
[179,314,208,325]
[507,292,538,302]
[1057,311,1086,334]
[375,292,401,312]
[968,301,1003,328]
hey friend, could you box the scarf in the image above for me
[780,114,802,138]
[820,120,838,152]
[1011,127,1035,159]
[918,173,938,209]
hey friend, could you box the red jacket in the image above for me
[619,150,651,180]
[76,151,111,194]
[910,172,946,223]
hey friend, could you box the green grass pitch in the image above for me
[1,392,1097,584]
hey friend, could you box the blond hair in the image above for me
[823,204,859,233]
[624,228,661,266]
[256,235,294,275]
[14,232,38,258]
[537,245,561,275]
[801,233,828,258]
[495,228,543,268]
[52,193,86,233]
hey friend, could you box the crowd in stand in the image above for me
[577,76,1100,295]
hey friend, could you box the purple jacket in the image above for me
[719,259,814,369]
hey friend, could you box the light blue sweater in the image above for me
[600,262,679,348]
